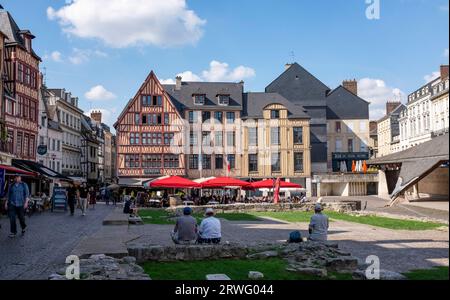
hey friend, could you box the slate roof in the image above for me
[368,134,449,200]
[368,133,449,165]
[377,103,406,123]
[242,92,310,119]
[265,63,330,106]
[326,86,370,120]
[163,82,243,114]
[0,10,41,61]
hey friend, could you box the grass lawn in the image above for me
[403,267,449,280]
[141,258,352,280]
[139,209,175,225]
[139,210,260,225]
[252,211,446,231]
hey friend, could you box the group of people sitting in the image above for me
[169,202,329,245]
[171,207,222,245]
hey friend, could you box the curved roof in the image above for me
[242,92,310,119]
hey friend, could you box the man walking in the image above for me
[5,175,30,238]
[78,184,89,216]
[67,183,79,216]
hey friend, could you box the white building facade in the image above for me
[399,66,448,151]
[48,89,83,178]
[37,88,63,172]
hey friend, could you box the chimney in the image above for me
[343,79,358,96]
[369,121,378,133]
[175,76,182,91]
[440,65,449,81]
[91,110,102,124]
[285,63,293,71]
[386,101,401,115]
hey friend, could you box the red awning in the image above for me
[148,176,201,189]
[0,164,36,177]
[201,177,251,189]
[251,179,302,189]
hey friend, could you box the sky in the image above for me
[2,0,449,129]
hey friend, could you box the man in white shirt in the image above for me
[308,203,329,241]
[198,208,222,244]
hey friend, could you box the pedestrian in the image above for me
[67,183,79,216]
[308,203,329,242]
[5,175,30,238]
[78,184,89,216]
[89,187,96,210]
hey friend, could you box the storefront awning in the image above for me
[12,160,72,181]
[0,164,37,177]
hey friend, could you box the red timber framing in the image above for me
[114,71,186,179]
[3,45,40,161]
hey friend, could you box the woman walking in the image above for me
[78,184,89,216]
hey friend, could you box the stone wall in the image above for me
[165,201,360,216]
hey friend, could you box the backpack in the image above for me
[288,231,303,243]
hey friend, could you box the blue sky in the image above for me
[2,0,449,128]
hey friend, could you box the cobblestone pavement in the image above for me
[0,204,114,280]
[127,218,449,273]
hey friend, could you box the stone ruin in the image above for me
[50,241,406,280]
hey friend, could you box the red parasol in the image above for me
[147,176,201,189]
[200,177,251,189]
[251,179,302,189]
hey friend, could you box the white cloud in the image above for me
[444,48,449,59]
[161,61,256,83]
[68,48,107,65]
[202,61,256,82]
[85,85,117,101]
[47,0,206,48]
[424,71,440,83]
[357,78,405,120]
[50,51,63,62]
[439,4,449,12]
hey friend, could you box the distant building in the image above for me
[81,115,100,184]
[430,65,449,137]
[48,89,83,179]
[37,87,63,173]
[377,102,406,157]
[399,65,449,150]
[368,121,378,159]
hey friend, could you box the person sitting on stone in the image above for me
[197,208,222,245]
[171,207,198,245]
[308,203,329,242]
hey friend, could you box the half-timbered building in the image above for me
[1,10,41,161]
[114,72,186,186]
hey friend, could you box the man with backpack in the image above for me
[5,175,30,238]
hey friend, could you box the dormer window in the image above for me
[193,94,205,105]
[218,94,230,106]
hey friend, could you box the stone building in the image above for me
[368,121,378,159]
[48,89,83,179]
[240,93,311,187]
[37,87,63,173]
[398,66,449,151]
[103,124,113,184]
[430,65,449,137]
[377,102,405,157]
[81,115,100,184]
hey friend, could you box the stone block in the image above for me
[248,271,264,280]
[206,274,231,280]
